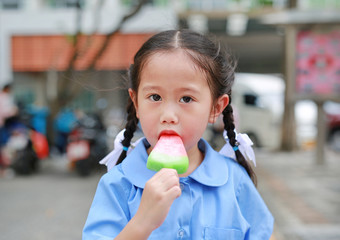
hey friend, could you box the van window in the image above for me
[244,93,258,106]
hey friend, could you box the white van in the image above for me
[231,73,285,149]
[207,73,318,150]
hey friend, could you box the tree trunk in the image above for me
[280,26,297,151]
[287,0,298,8]
[46,0,148,145]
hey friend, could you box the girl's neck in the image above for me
[179,145,204,177]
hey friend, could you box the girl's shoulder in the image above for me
[221,154,253,189]
[190,139,251,188]
[99,164,135,192]
[224,155,249,177]
[99,138,153,188]
[204,139,249,177]
[101,142,156,190]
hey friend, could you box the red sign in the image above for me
[296,30,340,96]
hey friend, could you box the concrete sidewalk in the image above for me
[255,148,340,240]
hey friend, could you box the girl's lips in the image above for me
[159,130,179,138]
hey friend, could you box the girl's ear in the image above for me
[128,88,139,119]
[209,94,229,123]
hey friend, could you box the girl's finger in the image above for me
[153,168,180,190]
[166,184,181,199]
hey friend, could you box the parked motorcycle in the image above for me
[4,124,49,175]
[66,113,108,176]
[1,104,49,176]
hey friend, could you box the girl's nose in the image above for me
[160,104,178,124]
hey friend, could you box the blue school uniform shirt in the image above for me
[83,139,274,240]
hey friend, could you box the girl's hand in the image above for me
[114,168,181,240]
[133,168,181,233]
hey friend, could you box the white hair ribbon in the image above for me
[219,131,256,167]
[100,129,142,171]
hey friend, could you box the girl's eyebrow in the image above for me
[141,85,201,94]
[177,86,201,94]
[141,85,161,92]
[185,86,200,92]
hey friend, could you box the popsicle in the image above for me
[147,135,189,174]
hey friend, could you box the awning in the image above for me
[12,33,153,72]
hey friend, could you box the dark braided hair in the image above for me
[116,98,139,165]
[116,29,256,185]
[223,104,257,185]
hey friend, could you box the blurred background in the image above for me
[0,0,339,240]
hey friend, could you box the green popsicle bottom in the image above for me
[147,152,189,174]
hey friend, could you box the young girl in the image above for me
[83,29,273,240]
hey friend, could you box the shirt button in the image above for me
[178,228,185,238]
[180,183,185,190]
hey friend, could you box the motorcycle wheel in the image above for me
[12,148,38,175]
[75,158,93,177]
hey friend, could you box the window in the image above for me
[45,0,85,9]
[244,93,259,107]
[0,0,22,9]
[121,0,167,7]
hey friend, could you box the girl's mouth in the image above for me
[158,130,179,139]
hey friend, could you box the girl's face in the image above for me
[129,50,228,157]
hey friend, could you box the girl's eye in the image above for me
[149,94,162,102]
[180,96,193,103]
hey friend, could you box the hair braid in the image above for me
[223,104,257,185]
[223,104,236,146]
[116,98,139,165]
